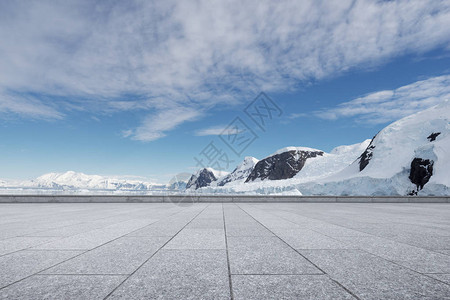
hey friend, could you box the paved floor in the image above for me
[0,203,449,299]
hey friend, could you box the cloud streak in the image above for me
[0,91,63,120]
[314,75,450,124]
[195,125,244,136]
[1,0,450,138]
[126,106,201,142]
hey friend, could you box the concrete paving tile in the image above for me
[24,223,103,237]
[33,219,152,250]
[25,218,158,237]
[250,217,301,228]
[125,210,201,237]
[198,208,224,215]
[388,234,450,250]
[223,215,256,223]
[0,250,82,288]
[0,237,62,256]
[126,223,185,236]
[426,273,450,285]
[0,275,125,300]
[108,274,230,300]
[42,236,169,275]
[394,223,450,236]
[0,203,449,299]
[135,249,228,277]
[356,223,450,238]
[227,237,321,275]
[302,249,450,300]
[307,225,370,237]
[197,208,223,218]
[232,275,355,300]
[355,227,408,237]
[0,227,46,240]
[186,218,224,229]
[31,230,121,250]
[435,249,450,255]
[335,236,450,273]
[100,219,157,234]
[165,228,225,249]
[266,211,325,227]
[236,206,297,228]
[109,249,230,299]
[270,229,354,249]
[223,208,253,221]
[225,223,274,237]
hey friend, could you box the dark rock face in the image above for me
[427,132,441,142]
[409,158,434,191]
[245,150,323,182]
[186,168,217,189]
[359,135,377,171]
[217,175,234,186]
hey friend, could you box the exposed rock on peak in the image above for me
[186,168,228,189]
[245,148,323,182]
[358,134,377,171]
[427,132,441,142]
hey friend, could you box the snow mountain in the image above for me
[33,171,163,190]
[196,139,370,194]
[1,102,448,196]
[186,168,229,190]
[216,157,258,186]
[167,173,192,191]
[297,100,450,195]
[246,147,324,182]
[194,101,449,195]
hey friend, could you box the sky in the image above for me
[0,0,450,183]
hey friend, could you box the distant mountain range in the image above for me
[187,101,450,196]
[0,171,166,193]
[1,101,449,196]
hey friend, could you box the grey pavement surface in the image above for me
[0,202,449,299]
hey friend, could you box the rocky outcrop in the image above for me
[409,158,434,191]
[358,134,377,171]
[427,132,441,142]
[186,168,218,189]
[245,149,323,182]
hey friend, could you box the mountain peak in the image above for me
[187,168,228,189]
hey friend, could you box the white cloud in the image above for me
[314,75,450,124]
[287,113,308,119]
[195,125,244,136]
[126,106,201,141]
[1,0,450,137]
[0,92,63,120]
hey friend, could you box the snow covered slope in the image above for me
[216,157,258,186]
[292,140,371,181]
[298,100,450,195]
[197,140,370,194]
[32,171,162,190]
[196,101,449,195]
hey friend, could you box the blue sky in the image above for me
[1,1,450,183]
